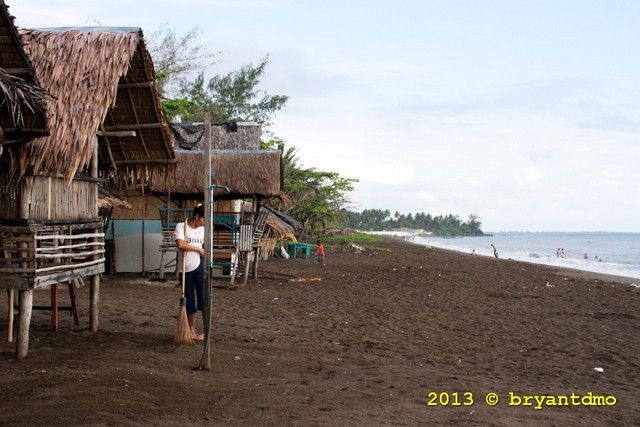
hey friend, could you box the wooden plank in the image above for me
[37,242,105,251]
[0,267,34,274]
[35,249,105,260]
[34,232,105,240]
[35,258,105,273]
[0,275,31,290]
[33,264,104,288]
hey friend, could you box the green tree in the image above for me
[262,138,358,237]
[176,56,288,124]
[146,24,217,99]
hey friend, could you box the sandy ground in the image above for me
[1,238,638,426]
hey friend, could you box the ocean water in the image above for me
[409,232,640,281]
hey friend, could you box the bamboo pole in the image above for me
[90,140,101,333]
[7,289,14,342]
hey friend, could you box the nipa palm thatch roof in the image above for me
[98,185,132,210]
[150,149,283,199]
[0,0,49,145]
[15,27,175,180]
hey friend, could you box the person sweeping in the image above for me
[174,204,206,342]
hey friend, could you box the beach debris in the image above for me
[288,277,322,283]
[546,282,554,288]
[593,367,604,373]
[233,356,241,361]
[628,283,639,289]
[338,242,367,252]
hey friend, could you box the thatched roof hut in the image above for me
[0,0,49,145]
[150,149,283,200]
[15,26,175,180]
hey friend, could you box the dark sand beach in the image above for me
[1,237,638,426]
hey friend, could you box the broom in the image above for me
[175,221,194,345]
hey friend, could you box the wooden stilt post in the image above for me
[252,247,260,280]
[50,283,58,331]
[90,138,101,333]
[16,289,33,359]
[7,289,14,342]
[69,280,80,326]
[243,252,251,285]
[90,274,99,333]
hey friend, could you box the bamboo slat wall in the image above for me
[0,221,104,289]
[0,175,97,220]
[0,172,19,219]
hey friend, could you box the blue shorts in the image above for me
[184,258,204,314]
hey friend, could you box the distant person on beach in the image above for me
[471,249,476,256]
[584,253,589,260]
[491,244,498,259]
[316,240,325,266]
[557,248,561,258]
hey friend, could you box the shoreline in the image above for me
[397,235,640,285]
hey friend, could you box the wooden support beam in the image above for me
[1,128,49,135]
[114,159,178,165]
[125,87,151,160]
[3,68,31,75]
[69,280,80,326]
[7,289,14,342]
[17,289,33,359]
[118,81,155,89]
[96,129,136,138]
[50,283,58,331]
[90,274,99,333]
[102,123,163,131]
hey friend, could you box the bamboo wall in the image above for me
[0,221,104,289]
[0,175,98,221]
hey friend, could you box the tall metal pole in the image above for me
[198,115,213,370]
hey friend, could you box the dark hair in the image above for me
[193,203,205,218]
[316,239,321,244]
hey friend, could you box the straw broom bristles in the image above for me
[175,240,193,345]
[174,298,193,345]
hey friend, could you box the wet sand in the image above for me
[1,237,638,426]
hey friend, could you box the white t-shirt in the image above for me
[174,222,204,273]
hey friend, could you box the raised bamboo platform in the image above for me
[0,219,104,358]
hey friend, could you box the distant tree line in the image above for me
[338,209,484,237]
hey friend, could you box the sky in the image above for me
[10,0,640,232]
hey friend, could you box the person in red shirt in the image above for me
[316,240,325,266]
